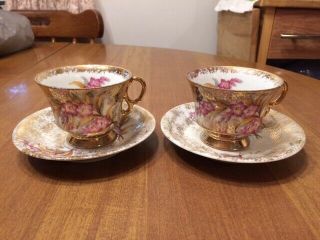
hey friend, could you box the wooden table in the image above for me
[0,42,69,77]
[0,43,320,240]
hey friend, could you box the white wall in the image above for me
[95,0,219,54]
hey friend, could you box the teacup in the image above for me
[35,65,146,148]
[187,66,288,151]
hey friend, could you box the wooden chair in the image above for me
[13,9,104,43]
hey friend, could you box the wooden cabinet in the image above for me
[268,8,320,59]
[217,9,260,62]
[217,1,320,64]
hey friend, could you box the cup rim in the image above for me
[186,66,286,93]
[35,64,133,90]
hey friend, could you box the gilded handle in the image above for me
[269,80,288,106]
[126,76,146,104]
[121,76,146,117]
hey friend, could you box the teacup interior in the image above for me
[188,67,283,91]
[39,66,130,89]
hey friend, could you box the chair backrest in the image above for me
[13,9,104,43]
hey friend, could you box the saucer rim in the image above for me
[160,102,306,164]
[12,105,156,161]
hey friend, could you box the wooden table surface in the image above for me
[0,42,69,78]
[0,43,320,240]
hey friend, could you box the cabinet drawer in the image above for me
[268,8,320,59]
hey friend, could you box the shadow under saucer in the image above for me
[166,139,308,186]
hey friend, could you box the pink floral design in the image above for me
[242,105,259,118]
[61,102,78,115]
[236,117,262,136]
[195,101,216,116]
[86,76,110,88]
[82,116,112,134]
[230,102,246,116]
[59,101,114,135]
[217,78,242,90]
[193,98,263,137]
[76,103,93,116]
[23,140,41,152]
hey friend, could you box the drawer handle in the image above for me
[280,34,320,39]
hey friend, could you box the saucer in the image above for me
[161,103,306,163]
[13,106,155,161]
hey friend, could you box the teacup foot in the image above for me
[201,133,250,151]
[68,131,117,149]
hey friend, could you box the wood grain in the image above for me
[13,10,104,42]
[220,1,320,63]
[0,42,69,76]
[257,7,275,64]
[217,9,260,62]
[268,8,320,59]
[256,0,320,9]
[0,44,320,240]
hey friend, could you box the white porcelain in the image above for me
[161,103,306,163]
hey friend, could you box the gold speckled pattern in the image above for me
[12,106,155,161]
[161,103,306,163]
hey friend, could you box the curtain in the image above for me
[4,0,94,13]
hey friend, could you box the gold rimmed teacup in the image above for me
[35,64,146,149]
[187,66,288,151]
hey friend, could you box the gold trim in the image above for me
[126,76,147,104]
[121,76,147,118]
[68,131,117,149]
[202,133,250,151]
[186,66,285,93]
[269,80,288,106]
[35,64,133,91]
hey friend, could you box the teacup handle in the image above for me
[260,80,288,118]
[121,76,146,117]
[269,80,288,106]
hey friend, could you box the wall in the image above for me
[95,0,219,54]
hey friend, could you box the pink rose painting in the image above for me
[236,117,262,136]
[193,96,263,137]
[242,105,259,118]
[195,101,216,116]
[69,76,111,89]
[86,77,110,89]
[61,102,78,115]
[59,102,112,135]
[217,78,242,90]
[82,116,112,134]
[76,103,93,116]
[230,102,246,116]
